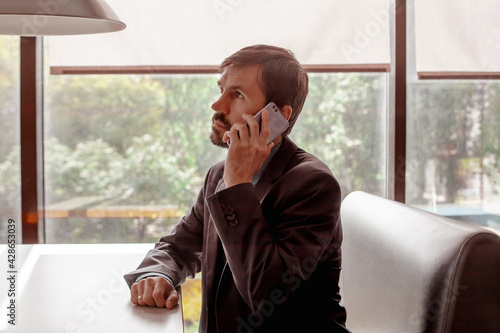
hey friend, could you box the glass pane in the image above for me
[407,81,500,234]
[43,73,226,243]
[290,73,388,198]
[43,72,388,244]
[0,36,21,244]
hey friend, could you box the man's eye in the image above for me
[236,91,243,98]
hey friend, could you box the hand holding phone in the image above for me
[253,102,289,144]
[227,102,289,146]
[223,102,289,187]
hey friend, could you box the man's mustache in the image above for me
[212,113,231,130]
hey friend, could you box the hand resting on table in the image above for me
[130,276,179,309]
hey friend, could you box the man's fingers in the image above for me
[131,283,139,305]
[267,142,275,155]
[134,280,145,305]
[165,290,179,309]
[131,277,179,309]
[142,278,158,307]
[152,279,169,308]
[259,109,271,141]
[241,113,259,134]
[242,110,270,144]
[223,123,246,147]
[232,122,250,142]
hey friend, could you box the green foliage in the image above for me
[35,72,389,242]
[0,36,21,242]
[482,84,500,191]
[123,133,202,209]
[0,148,20,210]
[0,37,19,173]
[45,137,129,204]
[46,75,166,153]
[291,73,386,196]
[40,74,226,242]
[406,82,500,203]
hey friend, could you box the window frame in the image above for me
[18,2,403,244]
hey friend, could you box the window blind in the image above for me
[415,0,500,79]
[48,0,391,74]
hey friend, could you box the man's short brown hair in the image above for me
[219,44,308,136]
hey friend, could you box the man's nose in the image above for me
[211,95,228,114]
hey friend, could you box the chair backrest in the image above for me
[340,191,500,333]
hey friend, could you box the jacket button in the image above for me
[229,219,238,227]
[226,213,236,221]
[224,207,234,215]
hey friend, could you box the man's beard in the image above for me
[210,113,231,148]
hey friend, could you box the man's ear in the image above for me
[282,105,292,121]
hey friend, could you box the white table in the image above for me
[0,244,184,333]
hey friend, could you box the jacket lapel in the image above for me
[205,139,297,312]
[254,137,298,200]
[204,177,227,305]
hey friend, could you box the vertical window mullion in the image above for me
[20,36,40,243]
[394,0,407,203]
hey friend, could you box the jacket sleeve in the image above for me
[205,161,342,313]
[123,173,209,289]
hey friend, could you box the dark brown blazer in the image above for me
[124,137,350,332]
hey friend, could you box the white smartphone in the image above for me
[251,102,289,144]
[227,102,289,145]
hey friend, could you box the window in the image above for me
[0,36,21,243]
[42,72,387,243]
[43,73,225,243]
[406,81,500,232]
[41,0,391,244]
[407,0,500,233]
[292,73,387,197]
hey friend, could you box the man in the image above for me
[124,44,350,332]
